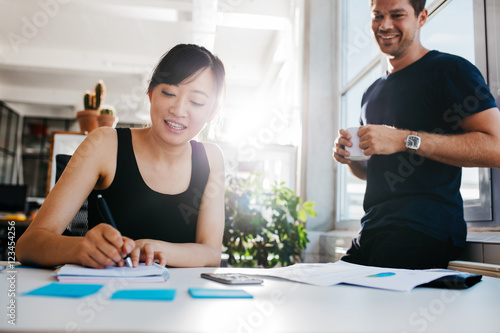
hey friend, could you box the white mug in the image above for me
[345,127,370,161]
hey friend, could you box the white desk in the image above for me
[1,264,499,333]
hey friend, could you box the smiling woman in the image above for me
[16,44,228,269]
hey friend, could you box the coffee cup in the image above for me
[345,127,370,161]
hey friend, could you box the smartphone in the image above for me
[201,273,264,285]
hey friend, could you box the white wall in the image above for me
[301,0,339,231]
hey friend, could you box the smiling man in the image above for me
[333,0,500,269]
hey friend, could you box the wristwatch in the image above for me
[405,131,420,153]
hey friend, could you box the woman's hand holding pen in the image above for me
[76,223,135,269]
[130,239,168,267]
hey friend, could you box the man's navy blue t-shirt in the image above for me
[360,50,498,248]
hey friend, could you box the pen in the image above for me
[96,194,133,268]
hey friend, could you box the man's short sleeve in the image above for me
[439,57,497,120]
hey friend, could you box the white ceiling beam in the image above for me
[0,47,156,76]
[87,0,193,11]
[0,84,149,121]
[0,44,264,88]
[216,12,290,30]
[68,0,192,22]
[61,0,290,29]
[0,85,82,108]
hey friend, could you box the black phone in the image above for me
[201,273,264,285]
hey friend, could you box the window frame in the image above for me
[0,102,20,184]
[335,0,495,228]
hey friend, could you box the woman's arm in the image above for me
[15,128,134,268]
[130,142,226,267]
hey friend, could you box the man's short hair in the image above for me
[409,0,426,16]
[370,0,426,16]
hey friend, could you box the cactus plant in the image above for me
[97,105,117,128]
[83,80,106,110]
[83,90,92,109]
[99,106,115,116]
[77,80,107,133]
[95,81,104,109]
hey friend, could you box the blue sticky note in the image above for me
[23,283,103,298]
[189,288,253,299]
[110,289,176,301]
[367,272,396,278]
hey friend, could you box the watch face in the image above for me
[406,135,420,149]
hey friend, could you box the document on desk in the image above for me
[55,263,170,283]
[240,261,481,292]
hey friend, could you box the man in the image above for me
[333,0,500,269]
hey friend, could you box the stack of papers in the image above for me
[233,261,482,292]
[55,263,169,283]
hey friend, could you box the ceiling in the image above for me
[0,0,295,123]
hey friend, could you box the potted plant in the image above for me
[76,80,106,133]
[97,105,117,128]
[223,173,316,268]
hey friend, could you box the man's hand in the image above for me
[333,128,369,181]
[333,128,355,164]
[358,125,407,156]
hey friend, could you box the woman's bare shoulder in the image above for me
[69,127,118,172]
[87,126,118,144]
[201,142,225,172]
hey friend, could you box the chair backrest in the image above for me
[55,154,89,237]
[0,184,28,213]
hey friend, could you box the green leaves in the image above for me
[224,174,316,268]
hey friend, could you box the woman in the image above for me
[16,44,226,268]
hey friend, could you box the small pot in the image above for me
[76,110,99,133]
[97,114,118,128]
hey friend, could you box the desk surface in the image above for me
[1,263,499,333]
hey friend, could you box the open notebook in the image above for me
[55,263,170,283]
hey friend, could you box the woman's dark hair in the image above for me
[148,44,226,112]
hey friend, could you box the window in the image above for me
[338,65,382,222]
[340,0,380,87]
[211,2,304,192]
[0,102,20,184]
[21,117,76,198]
[337,0,493,225]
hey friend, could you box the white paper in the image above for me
[233,261,466,292]
[55,263,169,282]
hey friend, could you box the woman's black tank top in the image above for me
[87,128,210,243]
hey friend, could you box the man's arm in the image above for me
[359,107,500,167]
[347,161,368,181]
